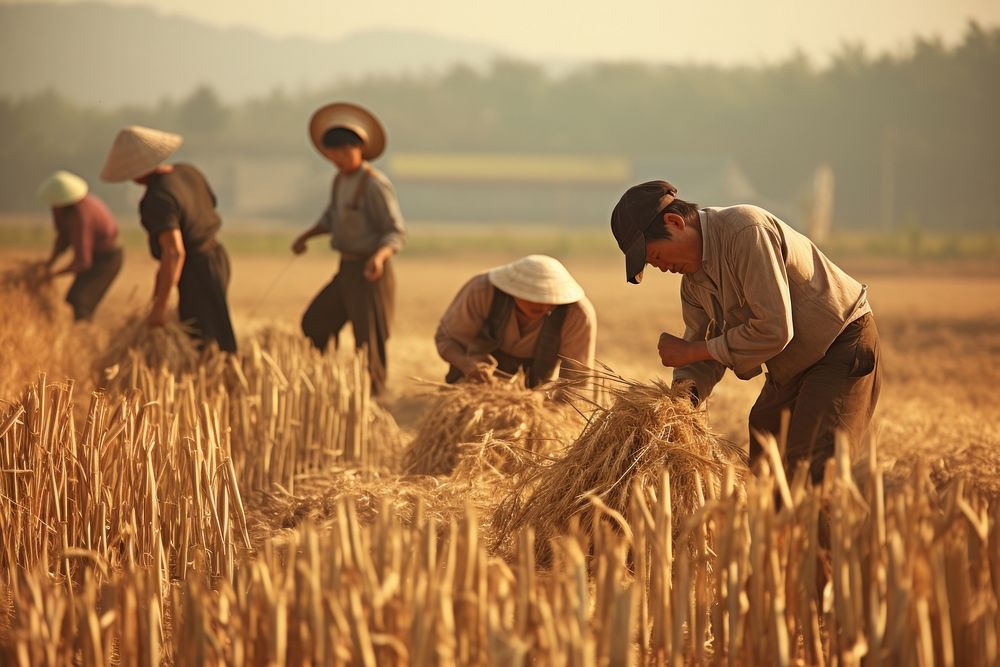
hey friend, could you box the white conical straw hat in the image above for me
[37,170,88,207]
[100,125,183,182]
[487,255,585,305]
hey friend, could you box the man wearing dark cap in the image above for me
[610,181,881,483]
[292,102,405,395]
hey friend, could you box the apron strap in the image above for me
[349,165,371,209]
[329,165,371,210]
[529,304,569,387]
[446,288,571,388]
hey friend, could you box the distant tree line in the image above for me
[1,21,997,229]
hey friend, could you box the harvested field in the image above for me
[1,247,999,664]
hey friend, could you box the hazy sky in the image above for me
[15,0,1000,64]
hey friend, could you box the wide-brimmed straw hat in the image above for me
[100,125,183,182]
[37,170,88,207]
[487,255,585,305]
[309,102,386,161]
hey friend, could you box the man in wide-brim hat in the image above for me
[292,102,405,395]
[610,180,881,483]
[100,125,237,352]
[37,170,123,321]
[435,255,597,389]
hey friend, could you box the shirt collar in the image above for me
[686,209,718,289]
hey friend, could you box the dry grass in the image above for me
[0,266,95,400]
[0,260,62,320]
[402,374,583,476]
[96,312,202,394]
[2,251,1000,664]
[494,371,749,563]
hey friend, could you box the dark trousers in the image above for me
[301,258,395,395]
[66,247,123,321]
[748,313,882,484]
[178,243,237,353]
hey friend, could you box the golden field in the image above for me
[15,241,988,481]
[1,230,1000,665]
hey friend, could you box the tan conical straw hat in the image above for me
[309,102,386,161]
[37,170,88,207]
[487,255,585,305]
[100,125,183,182]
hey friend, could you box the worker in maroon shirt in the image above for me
[37,170,123,321]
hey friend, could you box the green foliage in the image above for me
[2,22,998,229]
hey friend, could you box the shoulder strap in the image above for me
[349,165,372,209]
[529,304,570,387]
[467,287,515,357]
[331,172,343,206]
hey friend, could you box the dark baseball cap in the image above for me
[610,180,678,283]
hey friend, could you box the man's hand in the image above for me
[364,253,386,281]
[364,246,394,282]
[657,332,712,368]
[147,307,167,328]
[462,356,498,383]
[291,236,308,255]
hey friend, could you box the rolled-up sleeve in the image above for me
[366,175,406,252]
[673,280,726,400]
[139,190,181,259]
[435,275,492,371]
[705,225,794,379]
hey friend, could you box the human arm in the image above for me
[363,175,406,281]
[671,281,727,404]
[557,299,597,392]
[148,229,185,327]
[291,222,330,255]
[434,276,497,380]
[45,211,71,270]
[703,225,794,379]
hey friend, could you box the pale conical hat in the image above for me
[100,125,183,182]
[37,170,88,207]
[487,255,585,305]
[309,102,386,161]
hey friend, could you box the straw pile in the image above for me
[244,467,472,545]
[494,372,748,562]
[0,260,62,320]
[97,312,201,394]
[402,374,584,477]
[0,263,90,398]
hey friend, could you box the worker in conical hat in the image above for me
[292,102,405,395]
[101,125,237,352]
[435,255,597,389]
[37,170,123,321]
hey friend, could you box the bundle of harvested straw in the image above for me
[97,313,201,395]
[402,374,584,477]
[0,260,62,320]
[493,371,748,562]
[244,468,470,545]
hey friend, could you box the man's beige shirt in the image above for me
[435,273,597,381]
[674,205,871,399]
[315,162,406,255]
